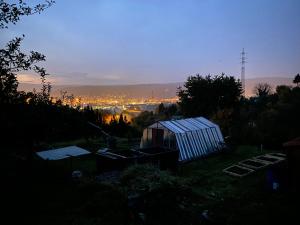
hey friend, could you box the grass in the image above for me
[5,145,298,225]
[178,146,270,198]
[176,146,297,225]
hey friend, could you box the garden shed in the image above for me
[140,117,225,162]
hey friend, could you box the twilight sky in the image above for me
[1,0,300,85]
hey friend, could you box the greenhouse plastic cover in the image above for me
[143,117,225,161]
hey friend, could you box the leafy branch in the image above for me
[0,0,55,29]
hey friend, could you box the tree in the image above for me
[276,85,292,103]
[253,83,272,97]
[124,115,128,123]
[0,0,54,29]
[0,36,50,103]
[156,103,165,115]
[132,111,156,133]
[1,0,55,155]
[119,113,124,125]
[0,0,54,104]
[232,83,300,147]
[164,104,178,119]
[178,73,242,117]
[293,73,300,86]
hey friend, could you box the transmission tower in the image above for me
[240,48,246,95]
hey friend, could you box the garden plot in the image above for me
[223,165,254,177]
[238,159,269,170]
[254,154,284,164]
[267,152,286,158]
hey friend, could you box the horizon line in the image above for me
[18,76,294,87]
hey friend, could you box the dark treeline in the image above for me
[83,106,139,138]
[1,97,100,155]
[131,103,179,133]
[82,103,180,139]
[231,83,300,147]
[176,73,300,149]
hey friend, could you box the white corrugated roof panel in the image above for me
[36,146,91,160]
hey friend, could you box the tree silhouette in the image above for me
[253,83,272,97]
[0,1,54,104]
[293,73,300,87]
[119,113,125,125]
[0,0,54,29]
[156,103,165,115]
[178,74,242,117]
[0,36,51,103]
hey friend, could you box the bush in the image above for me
[121,165,198,225]
[78,182,129,225]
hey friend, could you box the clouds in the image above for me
[17,73,56,84]
[17,72,89,85]
[53,72,124,84]
[17,71,125,85]
[17,74,40,84]
[5,0,300,85]
[103,75,121,80]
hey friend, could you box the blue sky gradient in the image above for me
[1,0,300,84]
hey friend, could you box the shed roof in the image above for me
[36,146,91,160]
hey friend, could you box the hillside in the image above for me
[18,77,294,98]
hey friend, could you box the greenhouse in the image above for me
[140,117,225,162]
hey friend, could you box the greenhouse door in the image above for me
[152,128,164,147]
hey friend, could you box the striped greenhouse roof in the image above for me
[159,117,218,134]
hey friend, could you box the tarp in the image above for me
[36,146,91,160]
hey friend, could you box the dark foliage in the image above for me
[0,36,51,104]
[0,0,55,29]
[178,73,242,117]
[121,165,198,225]
[178,73,300,149]
[293,73,300,86]
[0,1,97,157]
[1,102,92,154]
[229,84,300,148]
[155,103,179,120]
[132,104,179,135]
[131,111,156,134]
[253,83,273,97]
[0,1,54,103]
[79,182,129,225]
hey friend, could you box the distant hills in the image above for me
[19,83,183,99]
[18,77,294,98]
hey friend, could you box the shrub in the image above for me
[121,165,198,225]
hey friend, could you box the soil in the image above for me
[226,165,252,175]
[256,156,280,162]
[241,160,266,167]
